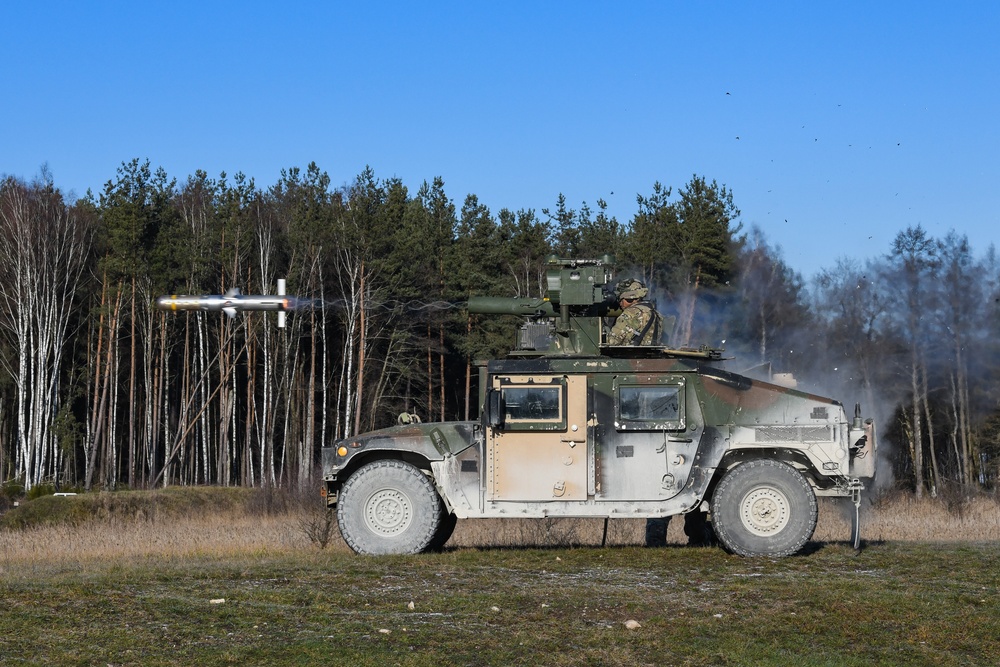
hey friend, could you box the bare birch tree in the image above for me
[0,176,92,490]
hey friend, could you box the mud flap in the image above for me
[849,481,863,550]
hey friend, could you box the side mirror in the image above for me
[486,389,504,429]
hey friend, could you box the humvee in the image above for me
[321,256,876,557]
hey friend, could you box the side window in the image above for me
[504,387,562,421]
[496,377,567,431]
[615,378,686,431]
[620,386,681,421]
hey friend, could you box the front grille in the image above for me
[755,426,832,443]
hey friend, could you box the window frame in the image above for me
[496,376,568,432]
[614,376,686,432]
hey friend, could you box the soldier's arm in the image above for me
[606,324,626,345]
[607,312,639,345]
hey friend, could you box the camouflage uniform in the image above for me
[607,301,663,346]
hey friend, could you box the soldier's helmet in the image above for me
[615,279,648,301]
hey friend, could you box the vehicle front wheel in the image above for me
[710,459,817,557]
[337,460,442,555]
[428,509,458,552]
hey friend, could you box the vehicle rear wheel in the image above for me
[710,459,817,557]
[337,460,442,555]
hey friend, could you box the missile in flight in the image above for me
[155,280,301,327]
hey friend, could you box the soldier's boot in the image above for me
[645,517,669,547]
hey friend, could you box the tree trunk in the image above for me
[920,360,940,496]
[128,277,137,487]
[439,323,446,421]
[910,348,924,499]
[426,321,433,420]
[354,264,366,437]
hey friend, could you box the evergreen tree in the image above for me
[576,199,624,259]
[544,193,578,257]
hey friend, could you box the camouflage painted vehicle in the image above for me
[321,256,877,557]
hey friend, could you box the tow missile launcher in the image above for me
[464,255,721,360]
[465,255,615,357]
[322,255,876,557]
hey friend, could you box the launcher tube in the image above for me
[466,296,556,317]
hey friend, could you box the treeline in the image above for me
[1,160,999,498]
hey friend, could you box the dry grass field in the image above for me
[1,488,998,566]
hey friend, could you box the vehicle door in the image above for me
[595,374,701,500]
[486,374,589,501]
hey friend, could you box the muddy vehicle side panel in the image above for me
[697,370,854,484]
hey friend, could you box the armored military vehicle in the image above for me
[320,256,876,557]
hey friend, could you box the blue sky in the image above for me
[2,1,997,278]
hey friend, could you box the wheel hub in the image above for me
[364,489,412,535]
[740,486,790,536]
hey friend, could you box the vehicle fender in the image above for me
[685,425,730,500]
[323,422,478,486]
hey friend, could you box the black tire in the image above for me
[710,459,817,557]
[337,460,442,555]
[428,508,458,552]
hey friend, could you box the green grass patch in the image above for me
[1,542,998,666]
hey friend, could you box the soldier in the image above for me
[607,279,663,346]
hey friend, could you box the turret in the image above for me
[467,255,618,357]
